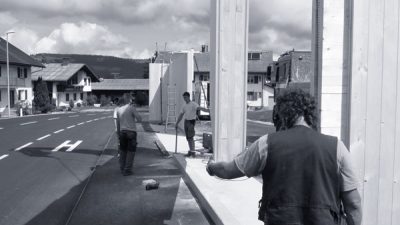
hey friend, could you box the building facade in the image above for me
[0,38,44,115]
[269,50,312,98]
[31,63,99,107]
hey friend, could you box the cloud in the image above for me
[0,0,312,58]
[33,22,151,58]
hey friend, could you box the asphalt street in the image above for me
[0,110,115,225]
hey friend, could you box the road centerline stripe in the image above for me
[48,117,60,120]
[77,122,84,125]
[54,129,64,134]
[67,125,76,129]
[15,142,33,151]
[20,121,37,126]
[0,154,9,160]
[37,134,51,140]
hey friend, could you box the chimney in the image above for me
[61,57,70,66]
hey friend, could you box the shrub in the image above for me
[86,95,97,106]
[33,77,51,113]
[69,99,74,109]
[77,102,81,107]
[100,94,109,106]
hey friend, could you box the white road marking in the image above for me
[69,115,79,118]
[0,127,3,130]
[77,122,84,125]
[54,129,64,134]
[37,134,51,140]
[15,142,33,151]
[20,121,37,126]
[67,125,76,129]
[48,117,60,120]
[52,140,82,152]
[0,154,9,160]
[87,120,93,122]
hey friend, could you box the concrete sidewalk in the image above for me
[67,123,210,225]
[151,122,264,225]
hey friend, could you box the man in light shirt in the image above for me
[176,92,209,157]
[116,94,142,176]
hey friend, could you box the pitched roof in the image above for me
[155,51,273,74]
[91,79,149,90]
[0,38,44,67]
[31,63,99,81]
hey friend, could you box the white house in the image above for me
[31,62,99,107]
[0,38,44,115]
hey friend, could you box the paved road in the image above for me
[0,111,115,225]
[0,110,210,225]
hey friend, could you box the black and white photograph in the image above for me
[0,0,397,225]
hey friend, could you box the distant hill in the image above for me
[32,53,150,79]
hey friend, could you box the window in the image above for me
[80,93,84,100]
[84,78,87,85]
[24,68,28,78]
[199,74,209,81]
[0,66,2,77]
[247,91,258,101]
[18,67,22,78]
[248,52,261,60]
[247,75,259,84]
[68,75,78,85]
[73,93,77,101]
[18,90,28,100]
[0,91,2,101]
[88,78,91,85]
[275,67,280,82]
[66,93,70,101]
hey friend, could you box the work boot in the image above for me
[124,151,136,174]
[185,151,196,158]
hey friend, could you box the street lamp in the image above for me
[6,31,15,117]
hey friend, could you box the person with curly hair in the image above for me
[206,89,362,225]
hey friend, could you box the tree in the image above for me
[33,77,51,113]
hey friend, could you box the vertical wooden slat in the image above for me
[363,0,385,223]
[349,0,370,205]
[377,0,399,223]
[391,4,400,223]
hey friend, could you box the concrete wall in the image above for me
[149,63,169,122]
[148,52,194,125]
[210,0,249,162]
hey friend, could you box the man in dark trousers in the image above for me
[116,94,142,176]
[206,89,362,225]
[176,92,209,157]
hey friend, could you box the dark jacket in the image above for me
[259,125,340,225]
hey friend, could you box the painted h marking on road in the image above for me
[48,117,60,120]
[37,134,51,140]
[52,140,83,152]
[54,129,64,134]
[20,121,37,126]
[15,142,33,151]
[0,154,9,160]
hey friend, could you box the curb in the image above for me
[171,154,224,225]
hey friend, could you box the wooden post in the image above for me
[210,0,249,162]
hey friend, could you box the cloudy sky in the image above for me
[0,0,312,59]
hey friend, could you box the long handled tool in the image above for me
[175,127,178,154]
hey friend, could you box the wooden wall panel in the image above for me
[391,12,400,224]
[377,0,399,224]
[362,0,385,223]
[349,0,369,205]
